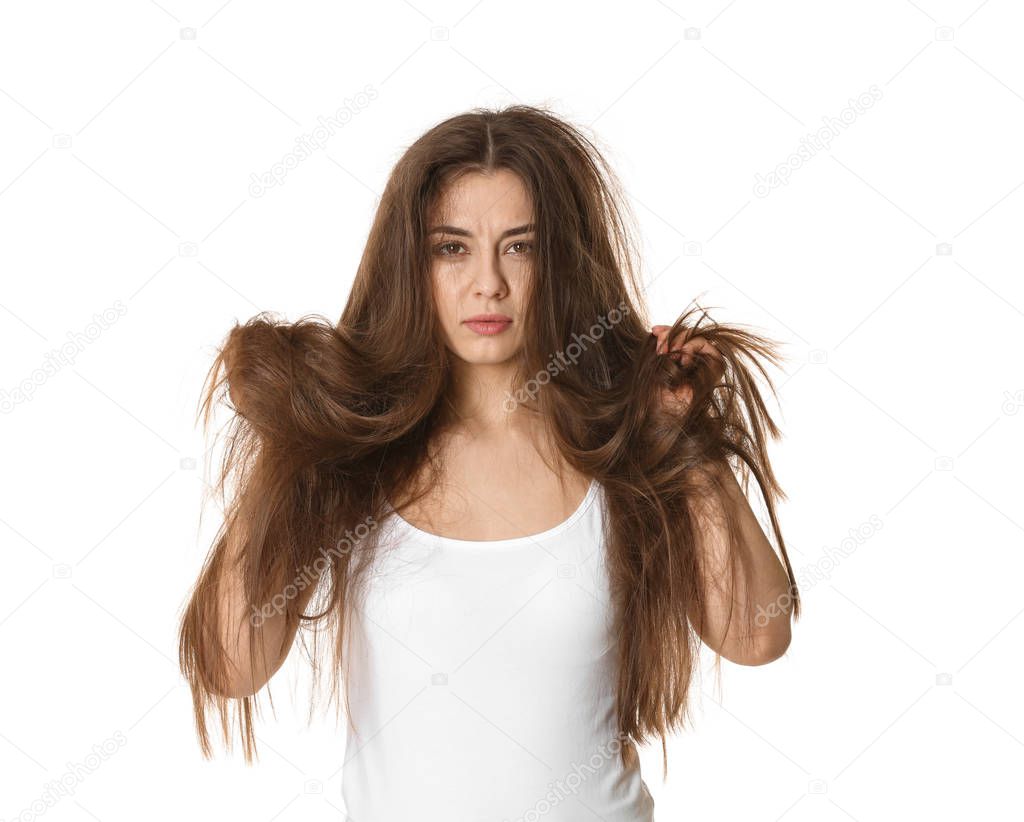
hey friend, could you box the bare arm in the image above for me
[214,527,322,698]
[202,346,321,697]
[687,460,793,666]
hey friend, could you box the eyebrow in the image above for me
[428,223,535,241]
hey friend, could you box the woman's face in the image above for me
[429,168,534,364]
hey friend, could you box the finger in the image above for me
[681,336,719,359]
[651,328,669,354]
[651,326,667,353]
[686,338,725,380]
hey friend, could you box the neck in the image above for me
[443,359,529,436]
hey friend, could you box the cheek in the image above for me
[431,268,460,329]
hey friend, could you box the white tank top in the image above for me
[341,478,656,821]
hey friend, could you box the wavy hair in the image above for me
[177,103,801,776]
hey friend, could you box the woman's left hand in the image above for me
[651,324,725,410]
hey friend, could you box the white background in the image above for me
[2,0,1023,819]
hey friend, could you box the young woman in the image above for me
[179,104,800,821]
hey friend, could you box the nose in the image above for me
[470,248,507,299]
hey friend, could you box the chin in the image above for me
[453,349,516,364]
[448,339,521,363]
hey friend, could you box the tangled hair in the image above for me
[178,103,801,777]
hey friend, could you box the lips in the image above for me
[464,314,512,323]
[463,315,512,336]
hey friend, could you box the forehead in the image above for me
[431,168,533,224]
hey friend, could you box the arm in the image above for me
[648,323,794,664]
[201,342,323,698]
[687,460,793,666]
[213,528,322,698]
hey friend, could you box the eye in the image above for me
[434,241,466,256]
[506,240,533,255]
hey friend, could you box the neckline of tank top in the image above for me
[384,478,601,549]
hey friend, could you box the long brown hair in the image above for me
[178,103,800,776]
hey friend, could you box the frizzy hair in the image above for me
[177,103,801,776]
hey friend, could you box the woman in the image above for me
[178,104,800,820]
